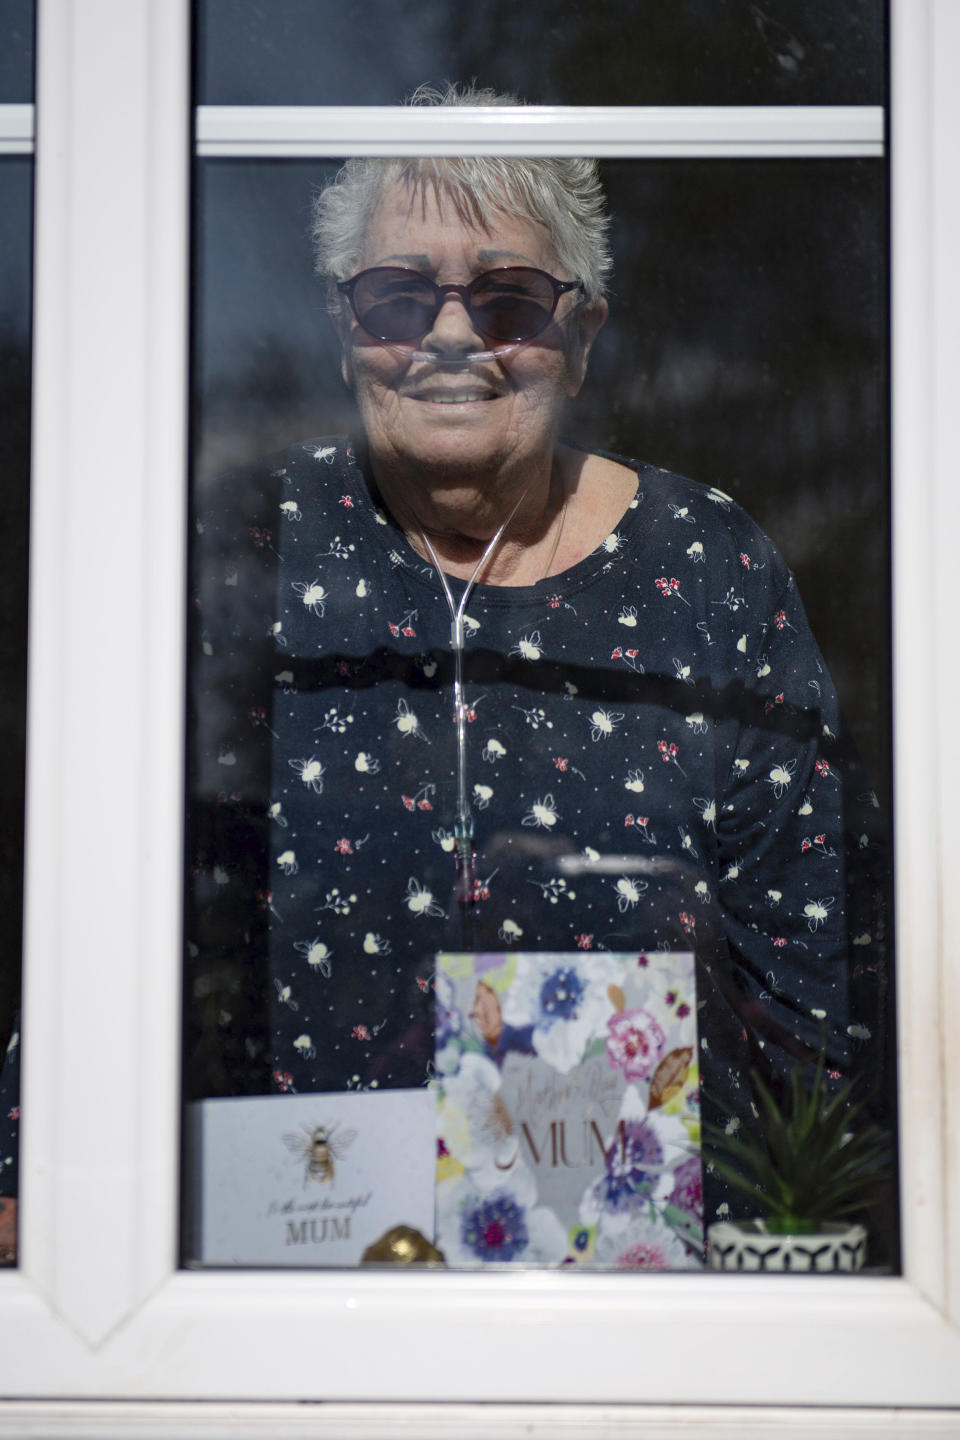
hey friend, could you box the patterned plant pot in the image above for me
[707,1218,867,1272]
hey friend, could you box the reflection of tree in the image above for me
[198,0,883,108]
[194,331,358,484]
[0,334,30,1050]
[195,157,890,803]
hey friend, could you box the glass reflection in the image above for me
[196,0,885,108]
[0,153,33,1264]
[184,112,894,1271]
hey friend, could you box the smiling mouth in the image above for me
[409,389,499,405]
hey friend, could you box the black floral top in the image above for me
[184,437,890,1223]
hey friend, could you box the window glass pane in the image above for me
[0,0,34,103]
[183,149,896,1273]
[0,152,32,1264]
[195,0,886,108]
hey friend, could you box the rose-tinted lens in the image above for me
[352,269,438,341]
[469,269,557,341]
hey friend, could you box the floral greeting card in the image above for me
[434,951,703,1269]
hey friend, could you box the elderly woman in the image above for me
[186,87,888,1237]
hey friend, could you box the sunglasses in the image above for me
[337,266,584,346]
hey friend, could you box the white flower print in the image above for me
[482,737,507,762]
[707,486,733,508]
[294,938,332,976]
[473,784,493,810]
[589,708,624,741]
[613,875,648,912]
[767,759,797,798]
[404,877,445,919]
[803,896,835,931]
[624,768,645,794]
[686,540,705,563]
[685,712,708,734]
[511,631,543,661]
[289,756,324,793]
[618,605,638,627]
[394,699,427,741]
[354,750,380,774]
[292,579,327,616]
[522,794,559,829]
[276,850,298,876]
[693,796,717,829]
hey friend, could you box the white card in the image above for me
[187,1088,436,1266]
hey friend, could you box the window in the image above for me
[1,0,958,1429]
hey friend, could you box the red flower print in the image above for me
[339,494,354,508]
[740,553,751,568]
[352,1024,371,1041]
[576,933,594,949]
[554,756,569,771]
[773,937,787,948]
[815,759,831,777]
[401,625,416,637]
[801,838,812,852]
[416,976,430,992]
[611,647,623,660]
[548,594,562,609]
[815,833,826,845]
[389,622,400,636]
[272,1070,295,1093]
[335,838,354,855]
[417,798,433,811]
[402,795,415,810]
[774,609,787,629]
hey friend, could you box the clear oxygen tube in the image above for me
[416,491,528,948]
[383,340,525,369]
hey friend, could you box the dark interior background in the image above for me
[0,19,33,1059]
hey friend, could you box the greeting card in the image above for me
[434,951,703,1269]
[187,1087,435,1266]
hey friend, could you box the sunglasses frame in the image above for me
[337,265,585,345]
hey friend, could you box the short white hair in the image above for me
[312,83,613,302]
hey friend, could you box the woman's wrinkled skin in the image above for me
[335,180,637,586]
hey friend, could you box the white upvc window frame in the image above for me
[1,0,958,1432]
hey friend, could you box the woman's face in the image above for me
[338,180,606,497]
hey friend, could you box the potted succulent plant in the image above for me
[706,1050,890,1272]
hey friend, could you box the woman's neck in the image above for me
[373,449,570,586]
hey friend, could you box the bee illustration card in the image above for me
[434,950,703,1269]
[187,1087,435,1266]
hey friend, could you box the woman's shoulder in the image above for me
[576,443,788,575]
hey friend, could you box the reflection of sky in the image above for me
[196,0,884,107]
[0,159,32,347]
[0,0,33,104]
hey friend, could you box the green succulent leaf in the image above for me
[705,1052,890,1227]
